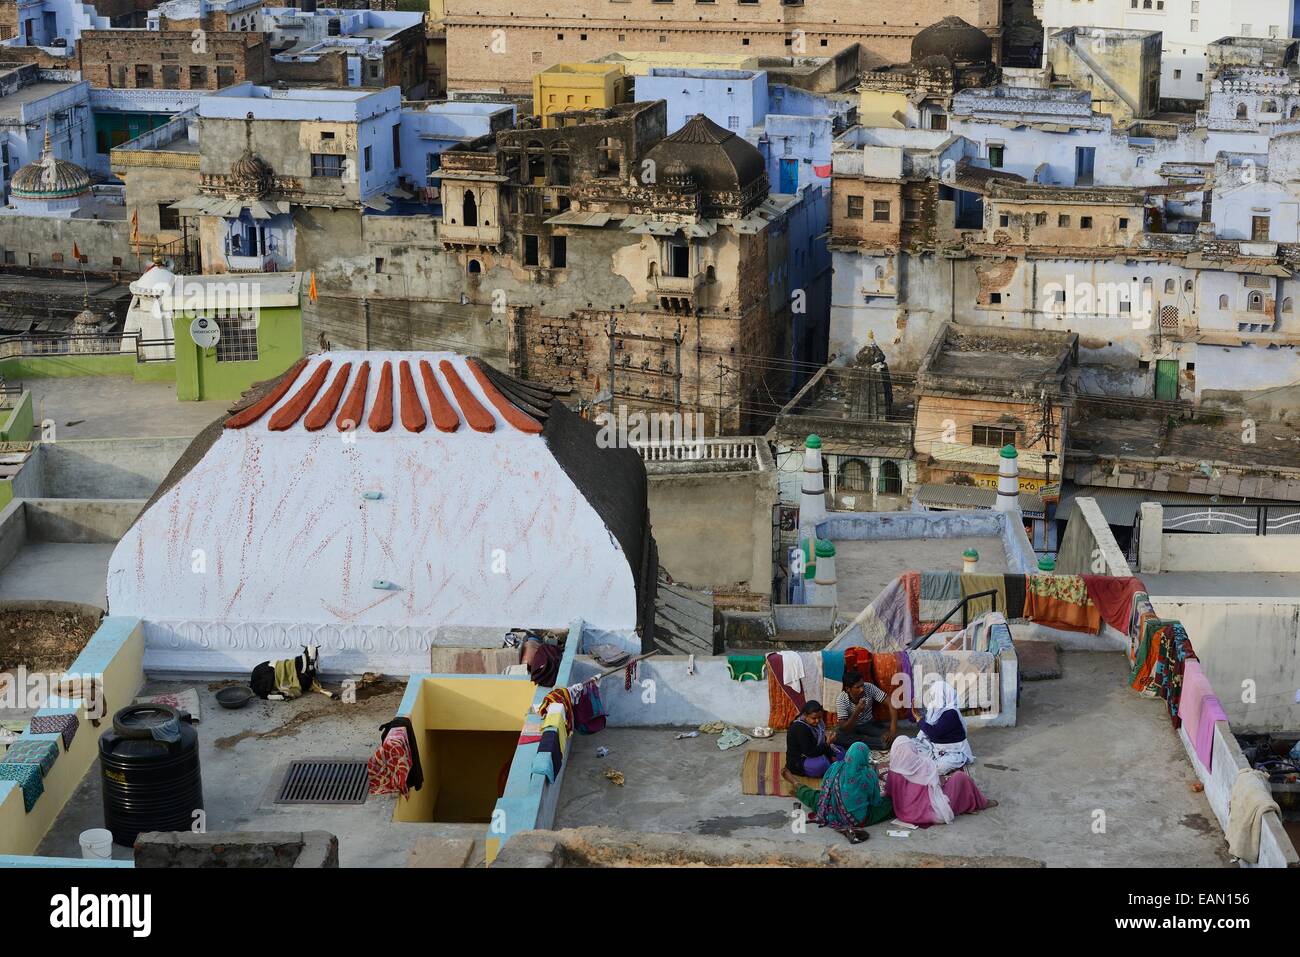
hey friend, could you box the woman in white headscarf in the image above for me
[885,736,994,827]
[916,678,975,775]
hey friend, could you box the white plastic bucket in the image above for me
[79,828,113,860]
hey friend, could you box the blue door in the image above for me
[779,158,799,194]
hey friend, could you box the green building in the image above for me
[164,272,305,402]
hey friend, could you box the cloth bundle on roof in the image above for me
[1128,611,1170,694]
[1024,574,1101,634]
[1227,768,1280,864]
[522,638,562,687]
[367,718,423,797]
[0,762,43,812]
[837,578,917,653]
[28,713,78,752]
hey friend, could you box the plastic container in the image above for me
[79,828,113,860]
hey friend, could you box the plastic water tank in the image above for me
[99,704,203,846]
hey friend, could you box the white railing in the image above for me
[632,436,764,467]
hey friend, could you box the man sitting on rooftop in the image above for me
[833,671,898,751]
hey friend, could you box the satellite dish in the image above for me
[190,316,221,349]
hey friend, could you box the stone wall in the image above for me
[134,831,340,868]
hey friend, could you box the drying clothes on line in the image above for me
[539,688,574,734]
[868,652,904,722]
[797,652,823,699]
[28,713,79,752]
[542,707,569,754]
[1127,592,1156,650]
[0,762,43,812]
[919,570,962,622]
[727,654,766,682]
[573,683,606,735]
[821,650,845,684]
[1226,768,1280,864]
[1081,575,1148,635]
[960,574,1006,621]
[624,660,637,691]
[1024,574,1101,634]
[776,651,805,694]
[1003,574,1027,620]
[766,652,804,730]
[1193,696,1228,772]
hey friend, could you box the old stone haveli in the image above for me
[442,0,1004,94]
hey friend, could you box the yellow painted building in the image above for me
[533,63,628,127]
[591,51,760,77]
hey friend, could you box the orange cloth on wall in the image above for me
[871,653,904,721]
[1025,591,1102,634]
[767,669,799,730]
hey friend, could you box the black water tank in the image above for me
[99,704,203,846]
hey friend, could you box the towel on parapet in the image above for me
[1227,768,1280,864]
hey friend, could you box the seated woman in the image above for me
[783,742,893,842]
[916,679,974,775]
[884,737,996,827]
[785,700,843,778]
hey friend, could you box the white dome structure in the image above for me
[119,249,178,360]
[106,351,658,674]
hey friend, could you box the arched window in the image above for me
[1236,103,1249,119]
[462,189,478,227]
[1283,297,1293,313]
[1164,279,1176,293]
[705,264,716,283]
[1184,279,1193,292]
[839,458,869,492]
[1262,100,1278,114]
[875,265,885,280]
[878,460,902,495]
[526,141,546,183]
[1219,294,1230,309]
[467,259,481,274]
[1247,291,1265,312]
[550,147,570,186]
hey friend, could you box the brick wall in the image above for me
[78,31,270,90]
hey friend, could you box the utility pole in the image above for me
[714,357,730,436]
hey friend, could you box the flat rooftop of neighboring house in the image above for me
[918,325,1077,388]
[15,376,229,441]
[835,535,1008,615]
[551,651,1229,867]
[0,81,83,119]
[201,82,399,120]
[1068,403,1300,475]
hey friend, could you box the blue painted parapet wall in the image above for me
[816,509,1038,574]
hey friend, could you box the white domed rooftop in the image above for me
[130,251,176,298]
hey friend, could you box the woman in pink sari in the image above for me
[884,737,996,827]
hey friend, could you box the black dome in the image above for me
[911,16,993,65]
[645,114,767,197]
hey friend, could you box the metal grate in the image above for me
[274,759,369,806]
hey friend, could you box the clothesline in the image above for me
[584,650,659,686]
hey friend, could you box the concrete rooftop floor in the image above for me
[835,536,1009,616]
[553,651,1231,867]
[0,542,113,608]
[38,679,487,867]
[20,376,228,440]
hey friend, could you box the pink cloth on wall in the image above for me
[1194,696,1228,772]
[884,769,989,827]
[1179,660,1212,748]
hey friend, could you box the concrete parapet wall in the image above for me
[23,499,143,543]
[133,831,340,868]
[24,437,195,500]
[569,655,769,728]
[816,509,1038,574]
[1056,497,1132,577]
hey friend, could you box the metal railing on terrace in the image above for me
[1160,503,1300,536]
[0,332,175,363]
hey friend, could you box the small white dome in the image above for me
[130,252,176,298]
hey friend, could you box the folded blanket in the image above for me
[0,738,59,777]
[919,570,961,622]
[1227,768,1280,864]
[0,762,43,812]
[961,573,1006,620]
[1025,575,1101,633]
[1081,575,1147,634]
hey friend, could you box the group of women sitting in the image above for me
[782,678,995,842]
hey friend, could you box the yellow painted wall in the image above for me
[392,677,533,823]
[859,90,910,129]
[533,64,625,127]
[0,619,145,856]
[594,52,757,76]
